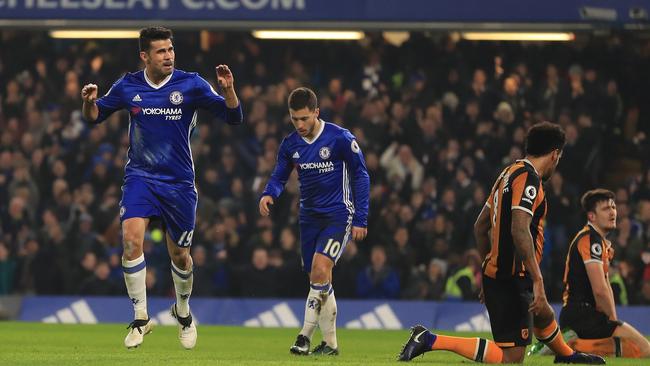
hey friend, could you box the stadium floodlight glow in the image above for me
[251,30,365,40]
[461,32,575,42]
[49,30,140,39]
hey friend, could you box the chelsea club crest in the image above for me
[169,91,183,105]
[319,146,331,160]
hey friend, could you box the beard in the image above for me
[542,172,552,182]
[542,162,559,182]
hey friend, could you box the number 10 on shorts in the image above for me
[178,230,194,247]
[323,238,341,257]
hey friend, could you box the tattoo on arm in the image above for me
[511,210,542,281]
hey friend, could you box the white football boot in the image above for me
[124,318,153,348]
[171,304,197,349]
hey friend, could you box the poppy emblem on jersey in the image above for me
[130,106,141,115]
[521,328,529,340]
[169,91,183,105]
[524,185,537,200]
[319,146,331,160]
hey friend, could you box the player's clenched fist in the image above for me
[216,64,234,90]
[81,84,98,103]
[259,195,274,216]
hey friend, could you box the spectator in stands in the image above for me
[356,245,400,299]
[608,263,628,305]
[2,196,31,251]
[190,245,215,297]
[380,143,424,195]
[145,268,166,297]
[79,260,120,295]
[402,258,447,300]
[444,249,480,301]
[391,226,417,284]
[238,247,278,298]
[0,242,16,294]
[333,241,365,298]
[72,213,106,263]
[639,281,650,305]
[277,228,306,298]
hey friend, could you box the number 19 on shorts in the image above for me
[178,230,194,247]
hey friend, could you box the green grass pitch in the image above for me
[0,322,644,365]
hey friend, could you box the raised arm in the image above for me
[194,68,242,125]
[81,84,99,122]
[216,64,239,109]
[81,77,125,124]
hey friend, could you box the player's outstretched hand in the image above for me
[81,84,98,103]
[216,64,234,90]
[259,195,274,216]
[352,226,367,241]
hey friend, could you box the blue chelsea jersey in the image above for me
[93,69,242,184]
[262,121,370,227]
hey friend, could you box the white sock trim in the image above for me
[122,254,145,268]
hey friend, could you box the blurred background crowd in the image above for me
[1,31,650,304]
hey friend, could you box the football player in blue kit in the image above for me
[259,87,370,356]
[81,26,242,349]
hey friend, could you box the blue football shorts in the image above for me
[119,176,197,247]
[299,216,352,272]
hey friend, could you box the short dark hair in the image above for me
[139,26,173,52]
[525,121,566,157]
[581,189,615,213]
[288,87,317,111]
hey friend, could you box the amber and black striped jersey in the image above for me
[562,223,613,306]
[483,159,546,279]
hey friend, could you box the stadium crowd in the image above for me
[1,30,650,304]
